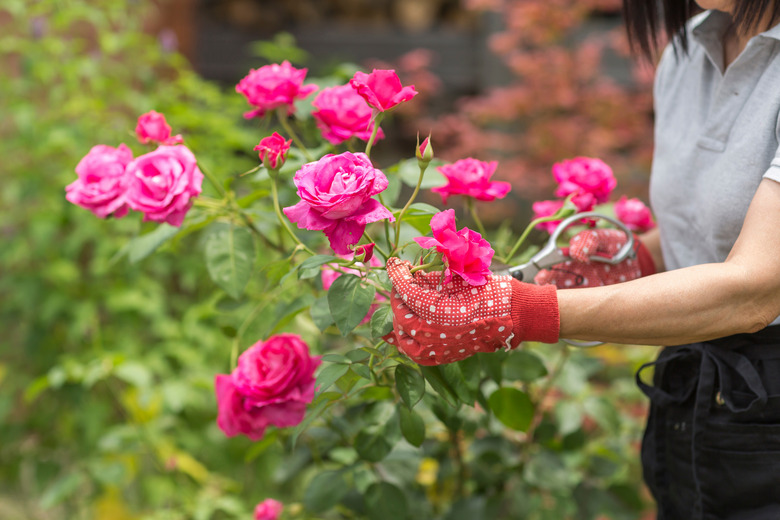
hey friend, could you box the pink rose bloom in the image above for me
[431,158,511,205]
[215,334,321,441]
[531,200,564,233]
[135,111,183,145]
[66,144,133,219]
[236,61,319,119]
[414,209,494,286]
[125,145,203,227]
[552,157,616,206]
[312,84,385,145]
[615,196,655,232]
[254,132,292,170]
[283,152,395,254]
[349,69,418,112]
[254,499,283,520]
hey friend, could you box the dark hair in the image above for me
[622,0,780,60]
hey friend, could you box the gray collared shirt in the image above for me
[649,10,780,278]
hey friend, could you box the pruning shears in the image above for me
[494,211,636,348]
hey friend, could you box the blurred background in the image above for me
[1,0,657,518]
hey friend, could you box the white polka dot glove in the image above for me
[385,257,559,365]
[533,229,656,288]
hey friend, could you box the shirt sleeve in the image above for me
[761,115,780,182]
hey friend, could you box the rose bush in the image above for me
[59,54,655,520]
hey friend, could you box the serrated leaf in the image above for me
[204,223,255,299]
[399,405,425,447]
[488,387,534,431]
[395,364,425,408]
[315,363,350,395]
[351,364,372,380]
[370,305,394,342]
[420,366,460,408]
[327,273,375,335]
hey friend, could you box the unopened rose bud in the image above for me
[416,134,434,168]
[354,243,375,263]
[254,132,292,171]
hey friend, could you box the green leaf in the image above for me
[321,353,351,364]
[420,366,460,408]
[310,295,334,331]
[351,364,372,381]
[478,350,508,384]
[440,363,476,406]
[395,364,425,408]
[40,471,85,509]
[315,363,350,395]
[204,223,255,299]
[503,350,548,382]
[365,482,408,520]
[298,254,339,280]
[327,273,376,335]
[524,450,582,491]
[370,305,394,342]
[399,405,425,447]
[397,157,446,189]
[114,361,152,388]
[303,470,349,513]
[555,400,584,436]
[408,202,441,214]
[488,387,534,431]
[126,223,180,263]
[355,428,393,462]
[244,430,278,462]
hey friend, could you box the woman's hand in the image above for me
[385,258,559,365]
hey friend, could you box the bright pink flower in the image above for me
[254,499,283,520]
[354,243,375,263]
[349,69,418,112]
[215,334,321,441]
[283,152,394,254]
[236,61,319,119]
[125,145,203,227]
[135,111,183,145]
[66,144,133,219]
[431,158,511,205]
[552,157,616,206]
[414,209,494,286]
[531,200,564,233]
[417,135,433,167]
[615,196,655,232]
[311,84,385,145]
[254,132,292,170]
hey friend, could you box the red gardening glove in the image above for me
[533,228,656,289]
[384,257,559,366]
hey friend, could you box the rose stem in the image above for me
[465,197,487,237]
[270,176,316,256]
[276,109,313,162]
[392,162,428,254]
[363,112,384,159]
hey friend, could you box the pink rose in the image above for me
[236,61,319,119]
[615,196,655,232]
[431,158,511,204]
[125,145,203,227]
[417,135,433,164]
[283,152,395,254]
[311,84,385,145]
[254,499,283,520]
[215,334,321,441]
[135,111,183,145]
[414,209,494,286]
[66,144,133,219]
[552,157,616,207]
[354,242,374,263]
[531,200,565,233]
[254,132,292,170]
[349,69,418,113]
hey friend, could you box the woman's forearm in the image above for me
[557,261,772,346]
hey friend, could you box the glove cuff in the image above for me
[634,236,657,277]
[509,280,560,344]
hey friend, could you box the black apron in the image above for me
[637,326,780,520]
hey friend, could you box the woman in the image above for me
[386,1,780,518]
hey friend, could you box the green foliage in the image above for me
[0,1,657,519]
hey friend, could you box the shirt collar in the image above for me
[691,9,780,43]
